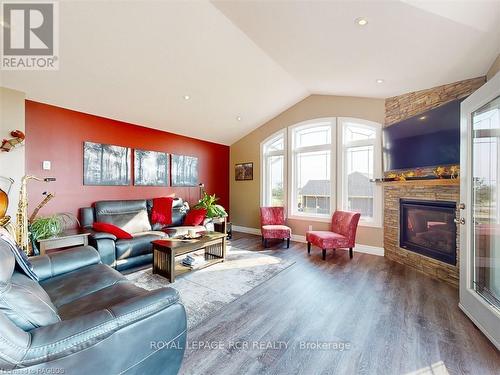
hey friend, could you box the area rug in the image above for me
[126,245,295,329]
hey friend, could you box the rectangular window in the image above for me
[268,155,284,206]
[339,119,382,226]
[346,145,374,218]
[261,131,286,207]
[295,150,331,215]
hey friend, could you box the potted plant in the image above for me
[29,213,79,255]
[30,215,63,241]
[194,192,227,219]
[29,215,62,255]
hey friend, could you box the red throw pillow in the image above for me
[93,222,133,239]
[183,209,207,226]
[151,197,174,225]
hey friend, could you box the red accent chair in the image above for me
[260,207,292,248]
[306,211,361,260]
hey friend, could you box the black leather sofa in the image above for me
[0,240,187,374]
[81,198,208,271]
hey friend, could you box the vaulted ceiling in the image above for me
[1,0,499,145]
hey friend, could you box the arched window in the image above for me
[289,119,335,218]
[260,117,382,226]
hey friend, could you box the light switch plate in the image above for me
[42,161,51,170]
[308,225,313,231]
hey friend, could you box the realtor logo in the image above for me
[1,1,59,70]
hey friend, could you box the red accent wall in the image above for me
[25,101,229,219]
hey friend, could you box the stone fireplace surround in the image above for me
[384,180,460,286]
[382,76,485,287]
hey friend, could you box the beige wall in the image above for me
[230,94,385,248]
[487,54,500,81]
[0,87,26,217]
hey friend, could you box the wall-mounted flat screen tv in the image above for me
[383,98,463,171]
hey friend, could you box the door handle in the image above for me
[454,217,465,225]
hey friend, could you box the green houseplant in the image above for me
[29,213,80,255]
[29,212,80,242]
[194,193,227,219]
[29,215,63,242]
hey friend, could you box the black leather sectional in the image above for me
[80,198,208,271]
[0,240,187,374]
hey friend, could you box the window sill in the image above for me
[288,215,330,223]
[287,215,382,229]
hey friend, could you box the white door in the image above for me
[459,72,500,349]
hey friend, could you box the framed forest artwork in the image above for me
[171,154,199,187]
[83,142,131,186]
[134,150,169,186]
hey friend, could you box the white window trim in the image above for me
[287,118,336,221]
[260,130,287,208]
[337,117,383,228]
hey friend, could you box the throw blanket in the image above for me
[0,227,38,281]
[151,197,174,226]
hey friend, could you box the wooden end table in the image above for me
[212,217,227,236]
[38,229,90,255]
[152,231,226,283]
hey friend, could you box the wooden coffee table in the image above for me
[152,231,226,282]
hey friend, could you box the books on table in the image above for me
[181,253,207,269]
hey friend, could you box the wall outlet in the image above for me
[42,161,51,170]
[308,225,313,231]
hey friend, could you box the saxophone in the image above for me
[16,176,55,255]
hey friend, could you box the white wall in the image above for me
[0,87,26,218]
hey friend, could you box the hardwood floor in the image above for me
[179,232,499,375]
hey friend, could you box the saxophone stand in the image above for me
[16,176,56,256]
[29,191,56,256]
[0,216,11,228]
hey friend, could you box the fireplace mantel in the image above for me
[380,179,460,186]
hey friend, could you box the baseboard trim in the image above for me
[231,225,261,235]
[232,226,384,257]
[355,244,385,256]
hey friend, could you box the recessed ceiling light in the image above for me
[419,116,427,120]
[376,79,384,84]
[236,116,242,121]
[183,95,190,100]
[355,17,368,26]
